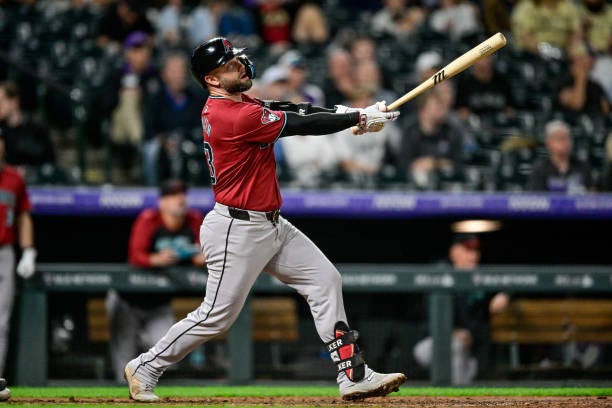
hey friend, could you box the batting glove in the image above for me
[358,101,391,133]
[357,104,399,133]
[16,247,37,279]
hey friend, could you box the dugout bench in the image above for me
[492,299,612,369]
[15,263,612,386]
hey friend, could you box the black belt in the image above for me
[228,207,280,223]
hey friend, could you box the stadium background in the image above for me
[1,0,611,387]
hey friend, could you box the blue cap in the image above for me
[124,31,149,49]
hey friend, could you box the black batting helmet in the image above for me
[191,37,255,88]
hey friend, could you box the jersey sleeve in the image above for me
[232,103,287,144]
[15,176,31,215]
[128,212,155,268]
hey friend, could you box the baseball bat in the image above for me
[352,32,507,134]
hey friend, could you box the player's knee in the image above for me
[322,267,342,290]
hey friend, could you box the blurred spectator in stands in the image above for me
[582,0,612,112]
[143,52,203,186]
[580,0,612,55]
[187,0,225,48]
[218,1,259,48]
[254,0,292,53]
[598,135,612,191]
[102,31,160,184]
[277,132,338,188]
[455,55,516,120]
[354,60,397,107]
[350,35,377,65]
[430,0,481,41]
[399,89,465,189]
[483,0,516,35]
[292,1,329,45]
[414,51,454,110]
[156,0,183,47]
[260,64,291,101]
[554,49,610,116]
[97,0,154,49]
[413,233,509,385]
[0,130,37,381]
[371,0,426,40]
[338,0,383,13]
[333,88,401,188]
[0,82,55,173]
[324,48,356,108]
[279,51,325,105]
[511,0,582,56]
[107,179,205,383]
[528,120,593,193]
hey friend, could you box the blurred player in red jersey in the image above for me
[107,179,205,383]
[124,37,405,402]
[0,131,37,401]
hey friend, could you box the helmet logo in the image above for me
[222,39,232,54]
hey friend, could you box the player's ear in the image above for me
[204,73,220,87]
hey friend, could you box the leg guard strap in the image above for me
[326,330,359,353]
[336,353,365,374]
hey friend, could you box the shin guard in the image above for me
[327,321,365,382]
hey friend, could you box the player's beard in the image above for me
[220,76,252,94]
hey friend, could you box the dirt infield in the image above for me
[6,396,612,406]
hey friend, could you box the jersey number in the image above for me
[203,142,217,185]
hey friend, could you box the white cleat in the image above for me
[0,387,9,402]
[339,370,407,401]
[124,359,160,402]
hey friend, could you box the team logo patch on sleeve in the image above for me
[261,108,281,125]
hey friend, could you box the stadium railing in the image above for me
[15,263,612,386]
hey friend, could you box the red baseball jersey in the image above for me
[201,94,286,211]
[129,208,203,268]
[0,165,31,245]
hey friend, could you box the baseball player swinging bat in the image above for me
[352,32,507,134]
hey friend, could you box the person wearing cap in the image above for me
[97,0,154,48]
[528,120,593,193]
[0,129,37,396]
[98,31,160,184]
[413,51,455,113]
[106,179,204,382]
[413,233,509,385]
[279,50,325,106]
[260,64,292,101]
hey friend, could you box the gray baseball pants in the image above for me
[135,203,347,378]
[0,245,15,377]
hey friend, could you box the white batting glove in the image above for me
[361,101,391,133]
[16,247,37,279]
[357,105,399,133]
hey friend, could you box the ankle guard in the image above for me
[327,321,365,382]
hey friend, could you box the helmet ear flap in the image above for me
[237,55,256,79]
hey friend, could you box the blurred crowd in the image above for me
[0,0,610,192]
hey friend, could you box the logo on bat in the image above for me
[433,69,446,84]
